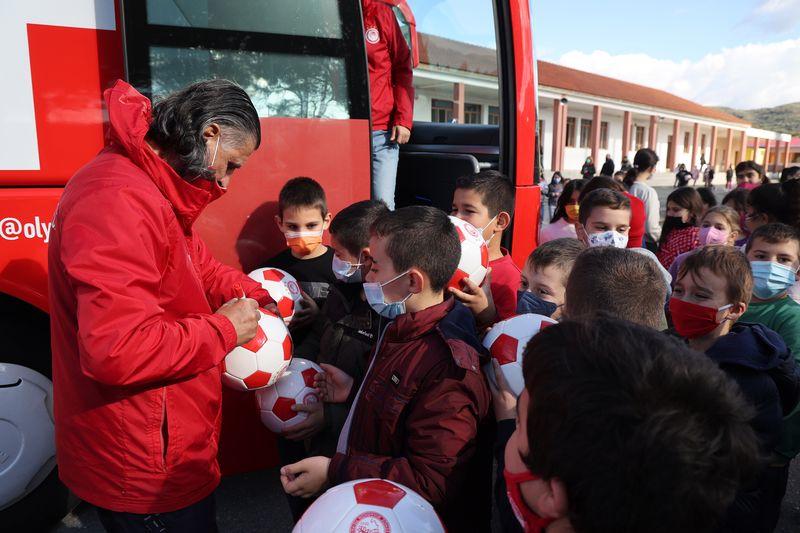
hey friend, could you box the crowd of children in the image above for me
[262,155,800,532]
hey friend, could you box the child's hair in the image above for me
[659,187,704,246]
[744,223,800,254]
[329,200,389,257]
[550,179,587,223]
[781,166,800,183]
[522,315,759,533]
[746,180,800,228]
[565,247,666,329]
[696,187,718,209]
[370,206,460,293]
[702,205,741,235]
[623,148,659,188]
[278,176,328,217]
[578,175,626,201]
[527,238,586,284]
[454,170,515,218]
[722,188,749,214]
[613,170,627,182]
[735,160,767,184]
[677,246,753,305]
[577,189,631,226]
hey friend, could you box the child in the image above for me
[696,186,718,216]
[517,238,585,319]
[578,175,646,248]
[668,205,741,283]
[278,200,388,520]
[745,179,800,234]
[265,176,335,356]
[723,187,751,246]
[575,188,631,248]
[624,148,661,251]
[280,206,492,532]
[736,160,768,189]
[492,315,760,533]
[451,170,521,320]
[538,178,586,244]
[656,187,703,269]
[670,246,800,532]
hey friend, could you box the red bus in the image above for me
[0,0,539,526]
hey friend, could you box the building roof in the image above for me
[418,33,749,126]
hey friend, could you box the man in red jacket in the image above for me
[363,0,414,209]
[48,79,273,532]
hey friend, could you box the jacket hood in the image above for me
[707,322,789,371]
[104,79,225,232]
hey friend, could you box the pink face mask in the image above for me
[740,182,759,190]
[504,468,556,533]
[699,226,728,245]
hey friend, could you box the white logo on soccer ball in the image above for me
[365,27,380,44]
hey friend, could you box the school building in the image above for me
[412,33,797,177]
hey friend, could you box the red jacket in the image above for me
[329,298,493,532]
[363,0,414,131]
[624,192,646,249]
[48,80,272,514]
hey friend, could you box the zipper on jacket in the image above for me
[159,387,169,470]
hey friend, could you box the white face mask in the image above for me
[587,230,628,249]
[363,271,412,319]
[332,253,364,283]
[479,214,498,246]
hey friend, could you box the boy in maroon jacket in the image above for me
[280,206,492,532]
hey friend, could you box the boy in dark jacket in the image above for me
[670,246,800,532]
[280,206,492,532]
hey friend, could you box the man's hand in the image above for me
[488,359,517,421]
[390,125,411,145]
[289,290,318,330]
[280,456,331,498]
[449,268,496,328]
[314,364,354,403]
[215,298,261,346]
[282,401,325,441]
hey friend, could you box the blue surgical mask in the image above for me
[516,290,558,317]
[751,261,798,299]
[588,230,628,249]
[363,271,412,319]
[332,253,363,283]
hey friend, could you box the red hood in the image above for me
[104,79,224,232]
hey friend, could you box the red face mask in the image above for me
[669,297,732,339]
[504,468,556,533]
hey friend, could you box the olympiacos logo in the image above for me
[0,216,52,243]
[365,27,380,44]
[349,511,391,533]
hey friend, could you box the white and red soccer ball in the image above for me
[248,267,303,325]
[293,478,444,533]
[222,308,293,391]
[447,216,489,290]
[483,313,557,396]
[255,358,321,433]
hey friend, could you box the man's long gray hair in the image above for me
[147,79,260,181]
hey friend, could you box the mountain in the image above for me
[714,102,800,136]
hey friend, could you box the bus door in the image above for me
[394,0,539,265]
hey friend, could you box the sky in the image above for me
[407,0,800,109]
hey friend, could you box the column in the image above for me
[785,140,792,169]
[763,139,772,171]
[648,115,658,149]
[559,103,568,171]
[724,128,734,169]
[690,122,700,167]
[551,99,564,172]
[622,111,632,160]
[590,105,602,165]
[739,131,748,163]
[668,118,680,170]
[709,126,718,167]
[453,83,465,124]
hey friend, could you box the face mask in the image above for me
[517,290,558,317]
[669,297,732,339]
[741,182,759,190]
[285,230,323,256]
[332,253,363,283]
[751,261,798,299]
[504,468,556,533]
[363,271,411,319]
[587,230,628,249]
[564,204,580,222]
[479,215,498,246]
[664,215,691,230]
[698,226,729,245]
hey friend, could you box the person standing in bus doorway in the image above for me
[48,79,275,532]
[363,0,414,210]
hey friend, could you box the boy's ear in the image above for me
[274,214,284,230]
[729,301,748,321]
[496,211,512,231]
[407,268,426,295]
[533,477,569,520]
[322,212,332,230]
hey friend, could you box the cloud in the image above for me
[751,0,800,33]
[554,38,800,109]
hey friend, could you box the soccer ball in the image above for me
[222,308,293,391]
[293,478,445,533]
[483,313,557,396]
[447,216,489,290]
[255,358,322,433]
[247,267,303,325]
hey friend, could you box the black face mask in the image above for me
[663,215,693,233]
[516,290,558,317]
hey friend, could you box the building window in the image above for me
[488,105,500,125]
[634,126,645,151]
[684,132,690,153]
[431,99,453,123]
[600,121,609,150]
[701,134,707,151]
[579,119,592,148]
[565,117,577,147]
[464,103,482,124]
